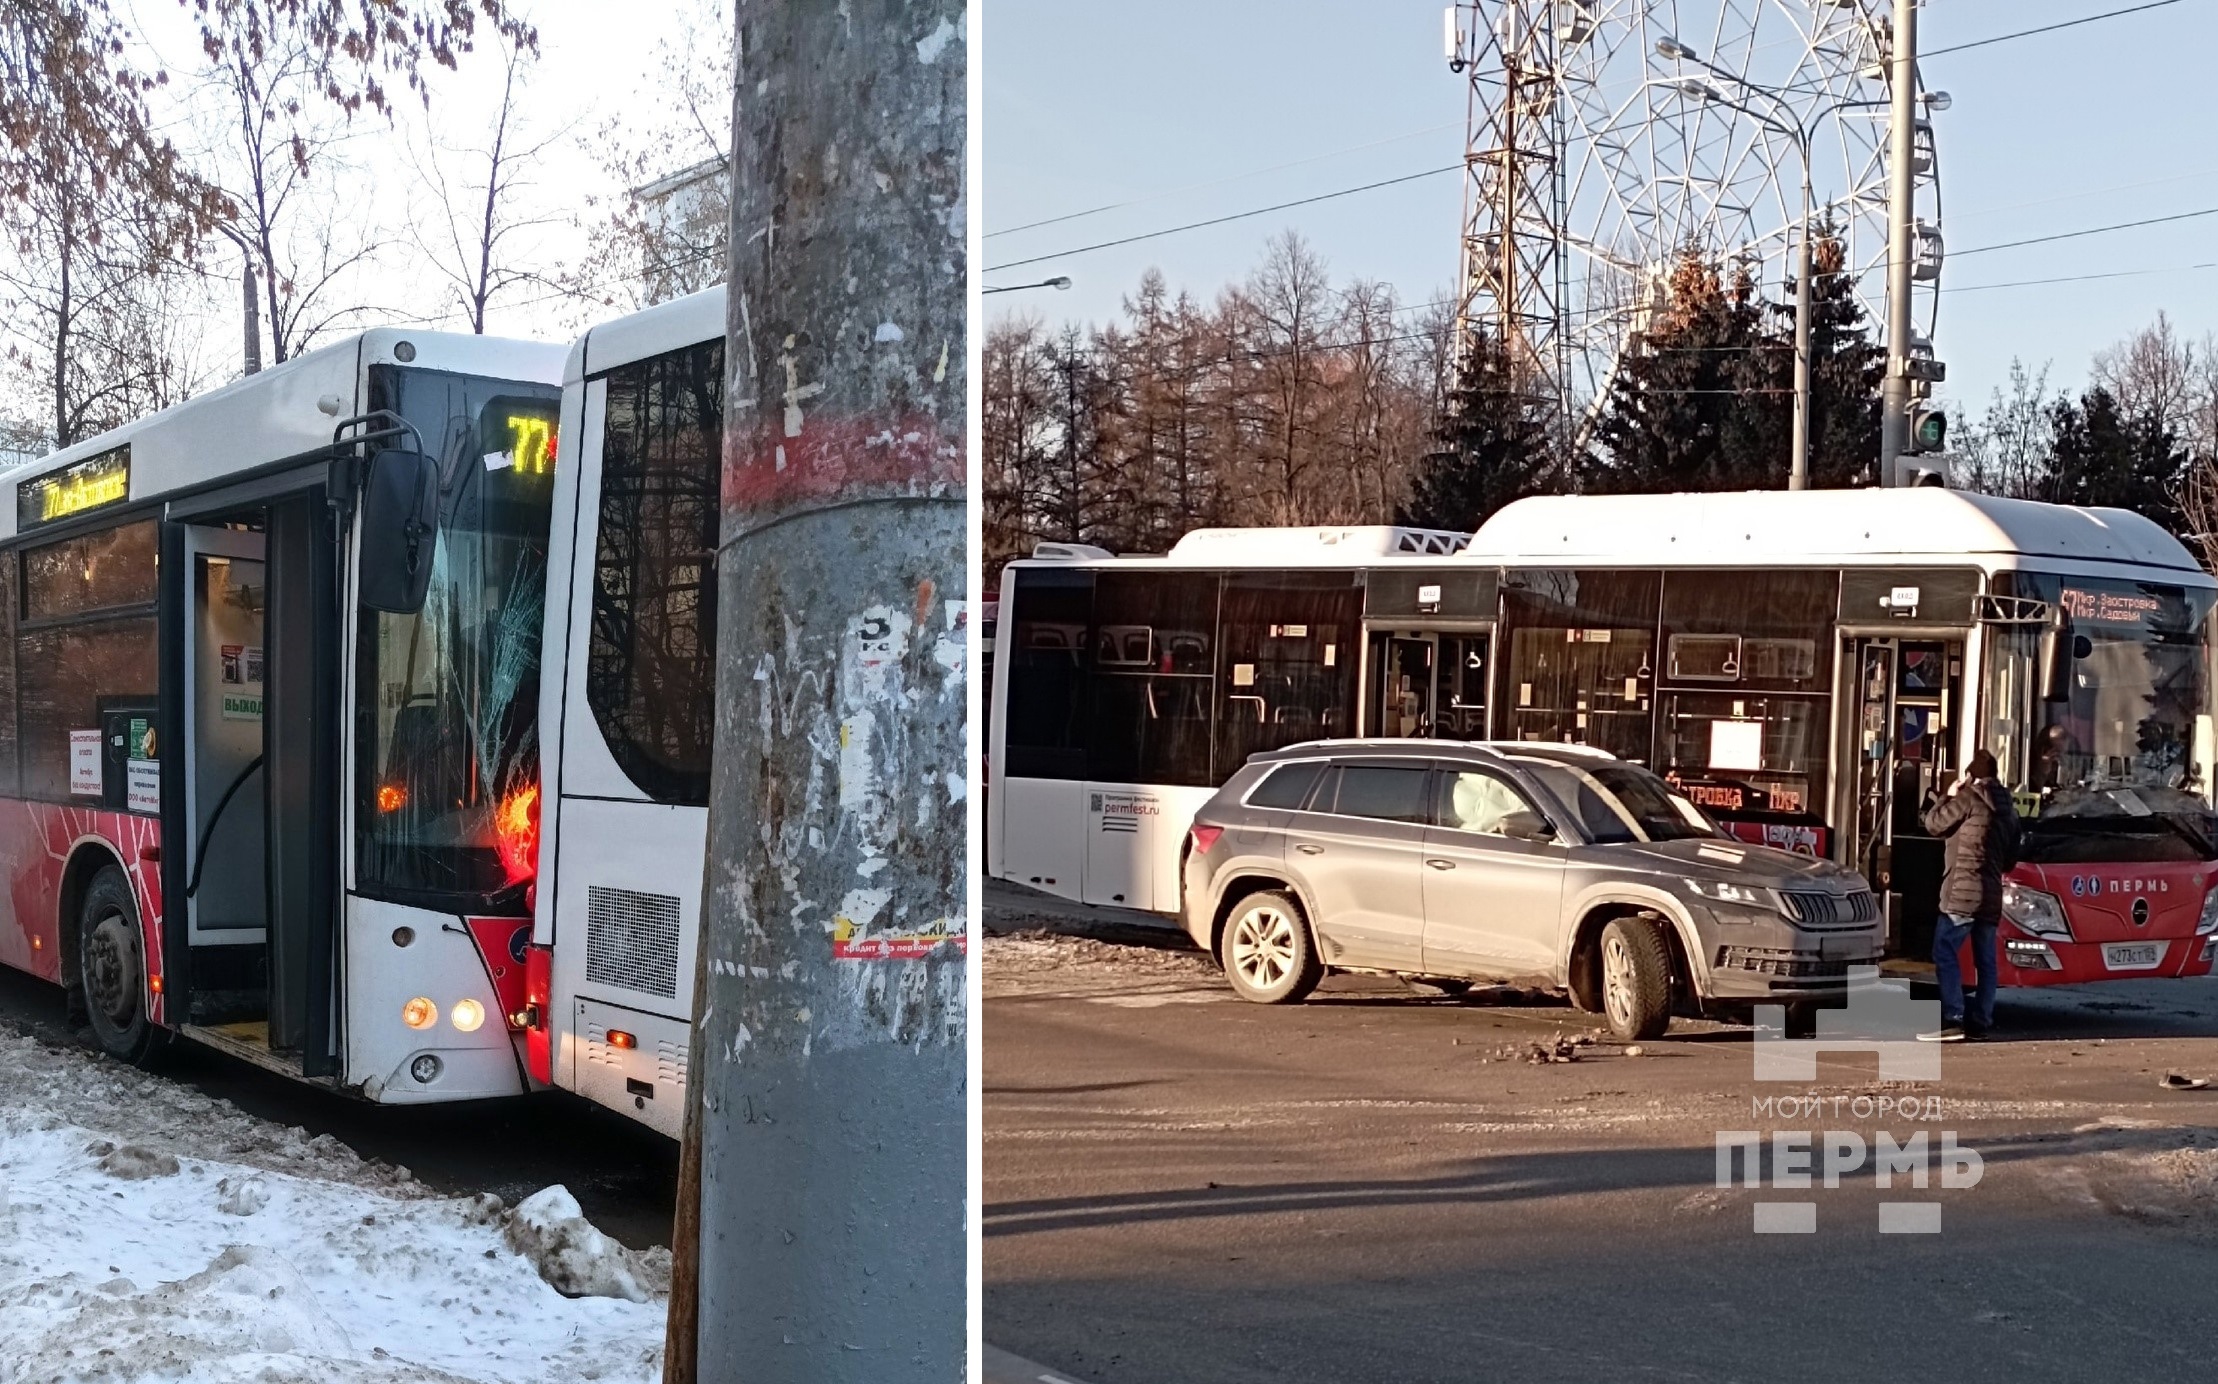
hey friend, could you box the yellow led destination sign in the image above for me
[478,396,559,479]
[19,447,130,529]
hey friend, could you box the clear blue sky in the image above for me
[983,0,2218,420]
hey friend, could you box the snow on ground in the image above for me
[0,1030,666,1384]
[982,928,1223,1002]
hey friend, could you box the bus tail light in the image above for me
[450,998,485,1032]
[607,1029,637,1050]
[1190,824,1224,854]
[401,996,438,1030]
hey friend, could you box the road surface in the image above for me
[985,884,2218,1383]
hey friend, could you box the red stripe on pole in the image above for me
[723,414,961,513]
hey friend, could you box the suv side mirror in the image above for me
[357,448,439,614]
[1500,810,1556,843]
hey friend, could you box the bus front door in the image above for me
[1840,635,1962,963]
[1369,634,1436,737]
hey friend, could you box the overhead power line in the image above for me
[986,122,1463,240]
[1945,261,2218,293]
[983,165,1460,273]
[1925,0,2184,57]
[1954,204,2218,257]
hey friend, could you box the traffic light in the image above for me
[1907,406,1947,455]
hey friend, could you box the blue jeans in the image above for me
[1933,912,1997,1029]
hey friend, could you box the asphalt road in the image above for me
[984,885,2218,1384]
[0,964,680,1250]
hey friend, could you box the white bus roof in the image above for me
[567,285,725,383]
[0,327,563,543]
[1466,489,2209,578]
[1020,525,1473,568]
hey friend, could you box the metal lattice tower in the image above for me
[1448,1,1572,438]
[1444,2,1943,450]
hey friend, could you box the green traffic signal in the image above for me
[1910,409,1947,453]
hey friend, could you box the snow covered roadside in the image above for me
[0,1030,667,1384]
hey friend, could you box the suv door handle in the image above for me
[1295,844,1325,855]
[1425,859,1455,870]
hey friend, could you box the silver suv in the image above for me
[1180,740,1881,1039]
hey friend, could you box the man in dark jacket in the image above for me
[1917,749,2022,1042]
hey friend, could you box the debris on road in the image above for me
[2160,1071,2210,1091]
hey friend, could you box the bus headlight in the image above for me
[450,998,486,1033]
[2197,889,2218,936]
[401,996,438,1030]
[2003,882,2072,941]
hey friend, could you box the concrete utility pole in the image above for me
[667,2,967,1382]
[1878,0,1919,486]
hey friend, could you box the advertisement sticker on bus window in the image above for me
[221,644,244,684]
[127,718,154,761]
[1709,720,1764,773]
[69,730,100,796]
[1232,663,1256,687]
[126,759,159,814]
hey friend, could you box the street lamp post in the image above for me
[983,275,1073,295]
[1661,47,1940,492]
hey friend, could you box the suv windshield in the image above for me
[1512,757,1717,845]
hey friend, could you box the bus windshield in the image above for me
[1511,757,1719,845]
[356,366,561,906]
[1985,573,2218,857]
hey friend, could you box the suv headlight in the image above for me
[1686,878,1776,910]
[2197,889,2218,937]
[2003,882,2072,941]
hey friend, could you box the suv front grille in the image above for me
[1779,889,1878,930]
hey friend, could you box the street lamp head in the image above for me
[1046,276,1073,290]
[1921,90,1952,111]
[1673,78,1721,102]
[1656,36,1698,61]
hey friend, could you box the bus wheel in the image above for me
[1599,915,1673,1042]
[79,866,166,1066]
[1220,890,1322,1005]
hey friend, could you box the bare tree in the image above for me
[1954,359,2055,501]
[562,0,733,322]
[3,0,533,226]
[203,35,392,364]
[2092,312,2200,440]
[406,33,572,333]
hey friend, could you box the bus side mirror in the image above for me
[358,449,439,614]
[2037,609,2078,703]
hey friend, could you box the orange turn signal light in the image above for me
[607,1029,637,1050]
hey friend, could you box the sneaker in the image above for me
[1918,1025,1965,1043]
[1964,1022,1992,1042]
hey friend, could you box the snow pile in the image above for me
[503,1186,672,1303]
[0,1031,667,1384]
[983,928,1220,1000]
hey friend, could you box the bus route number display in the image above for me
[479,398,558,477]
[19,447,130,530]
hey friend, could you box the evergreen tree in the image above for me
[1398,330,1551,531]
[1781,232,1884,487]
[1584,251,1775,493]
[2039,386,2187,530]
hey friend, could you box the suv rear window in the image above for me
[1324,764,1430,823]
[1248,761,1324,810]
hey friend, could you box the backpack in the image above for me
[1988,783,2022,872]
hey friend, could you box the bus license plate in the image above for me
[2103,942,2165,971]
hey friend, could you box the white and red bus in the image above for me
[0,328,567,1101]
[0,292,760,1138]
[989,491,2218,990]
